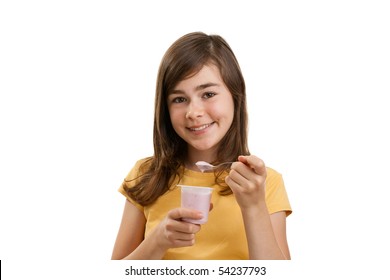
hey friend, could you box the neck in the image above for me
[186,147,218,170]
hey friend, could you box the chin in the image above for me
[189,142,218,153]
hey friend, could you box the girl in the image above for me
[111,32,292,260]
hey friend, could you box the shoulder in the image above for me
[264,166,286,197]
[119,157,153,211]
[264,166,292,215]
[134,157,153,170]
[265,166,283,185]
[124,157,153,181]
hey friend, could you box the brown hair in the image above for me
[124,32,249,206]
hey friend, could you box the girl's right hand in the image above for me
[153,208,203,251]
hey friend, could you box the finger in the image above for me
[167,208,203,221]
[166,209,203,234]
[170,238,196,248]
[165,231,197,248]
[230,160,256,183]
[228,167,251,187]
[169,219,202,232]
[237,155,249,164]
[164,219,201,242]
[209,202,213,212]
[171,232,196,241]
[238,155,266,175]
[225,175,243,193]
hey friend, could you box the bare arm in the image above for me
[240,206,290,259]
[111,200,147,259]
[226,155,290,260]
[111,200,203,260]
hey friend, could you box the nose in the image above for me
[185,100,204,119]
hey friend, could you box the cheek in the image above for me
[210,103,234,124]
[226,99,235,124]
[168,108,184,128]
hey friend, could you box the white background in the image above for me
[1,0,389,279]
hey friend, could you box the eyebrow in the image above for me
[169,83,220,95]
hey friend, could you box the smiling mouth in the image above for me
[188,122,214,131]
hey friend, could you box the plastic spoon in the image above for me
[195,161,235,173]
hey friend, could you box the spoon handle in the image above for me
[215,161,235,168]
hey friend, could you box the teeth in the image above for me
[190,123,211,131]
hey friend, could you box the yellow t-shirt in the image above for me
[118,158,292,260]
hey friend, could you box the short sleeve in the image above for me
[265,167,292,216]
[118,159,147,212]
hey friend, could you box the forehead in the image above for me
[173,64,223,90]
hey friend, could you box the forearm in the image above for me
[121,237,166,260]
[120,227,168,260]
[114,207,202,260]
[241,202,287,260]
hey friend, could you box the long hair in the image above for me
[124,32,249,206]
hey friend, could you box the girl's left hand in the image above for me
[225,155,267,209]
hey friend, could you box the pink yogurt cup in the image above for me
[179,185,213,224]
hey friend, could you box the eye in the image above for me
[172,96,186,103]
[203,92,216,99]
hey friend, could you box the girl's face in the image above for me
[167,64,234,163]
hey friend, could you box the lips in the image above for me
[188,122,214,132]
